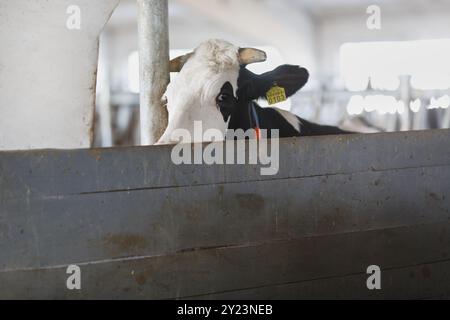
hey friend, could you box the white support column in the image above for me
[97,32,113,147]
[137,0,170,145]
[0,0,119,151]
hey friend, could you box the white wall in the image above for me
[103,0,319,91]
[0,0,119,151]
[317,10,450,79]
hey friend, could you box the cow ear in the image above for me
[264,65,309,97]
[169,52,194,72]
[238,65,309,101]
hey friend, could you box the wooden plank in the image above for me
[1,130,450,298]
[1,166,449,270]
[1,221,450,299]
[190,260,450,300]
[1,130,449,198]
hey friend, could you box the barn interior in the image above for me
[1,0,450,300]
[95,0,450,147]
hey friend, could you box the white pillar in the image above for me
[0,0,120,151]
[137,0,170,145]
[97,32,113,147]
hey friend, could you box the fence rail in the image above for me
[1,130,450,299]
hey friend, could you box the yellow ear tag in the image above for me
[266,84,287,105]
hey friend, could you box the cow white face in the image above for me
[156,39,266,145]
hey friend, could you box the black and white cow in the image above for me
[157,39,352,144]
[218,65,352,138]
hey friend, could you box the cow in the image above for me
[157,39,352,144]
[218,65,353,138]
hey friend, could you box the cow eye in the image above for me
[217,93,229,103]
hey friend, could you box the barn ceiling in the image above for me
[109,0,450,28]
[298,0,450,17]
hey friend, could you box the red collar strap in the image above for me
[249,102,261,140]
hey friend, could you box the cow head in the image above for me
[157,39,266,144]
[217,65,310,131]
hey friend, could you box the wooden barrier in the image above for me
[1,130,450,299]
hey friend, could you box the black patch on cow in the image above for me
[216,82,238,122]
[227,101,352,138]
[237,65,309,102]
[222,64,354,138]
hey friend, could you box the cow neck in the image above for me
[227,101,261,140]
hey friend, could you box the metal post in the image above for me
[399,75,412,131]
[137,0,170,145]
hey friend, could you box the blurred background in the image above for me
[94,0,450,147]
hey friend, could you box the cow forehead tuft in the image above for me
[193,39,240,70]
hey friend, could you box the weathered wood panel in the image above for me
[191,260,450,300]
[1,221,450,299]
[1,130,450,299]
[1,166,449,271]
[1,129,449,196]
